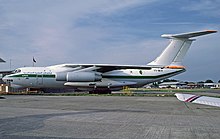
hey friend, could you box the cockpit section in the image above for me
[3,69,22,84]
[13,69,22,74]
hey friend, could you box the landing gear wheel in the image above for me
[89,90,112,94]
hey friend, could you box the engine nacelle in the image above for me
[56,72,67,81]
[56,72,102,82]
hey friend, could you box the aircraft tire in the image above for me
[89,90,112,94]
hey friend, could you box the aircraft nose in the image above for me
[2,75,23,89]
[2,75,11,83]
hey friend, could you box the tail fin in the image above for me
[148,30,217,66]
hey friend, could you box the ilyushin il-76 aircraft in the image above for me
[3,30,217,93]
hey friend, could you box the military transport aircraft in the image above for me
[2,30,217,93]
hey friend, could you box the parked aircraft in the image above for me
[175,93,220,107]
[2,30,217,93]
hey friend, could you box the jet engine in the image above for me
[56,72,102,82]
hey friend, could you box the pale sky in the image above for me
[0,0,219,82]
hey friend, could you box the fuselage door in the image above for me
[36,73,43,86]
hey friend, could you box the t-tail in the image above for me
[148,30,217,66]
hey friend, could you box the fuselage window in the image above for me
[13,69,21,73]
[139,70,143,75]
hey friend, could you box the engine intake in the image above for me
[56,72,102,82]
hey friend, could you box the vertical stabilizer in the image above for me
[148,30,217,66]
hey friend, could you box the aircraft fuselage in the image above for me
[3,66,185,91]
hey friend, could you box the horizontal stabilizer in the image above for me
[175,93,220,107]
[162,30,217,39]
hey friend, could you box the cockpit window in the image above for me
[13,69,21,73]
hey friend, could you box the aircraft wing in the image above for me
[0,58,12,74]
[0,70,13,74]
[175,93,220,107]
[0,58,6,63]
[62,64,164,73]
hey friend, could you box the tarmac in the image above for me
[1,94,220,139]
